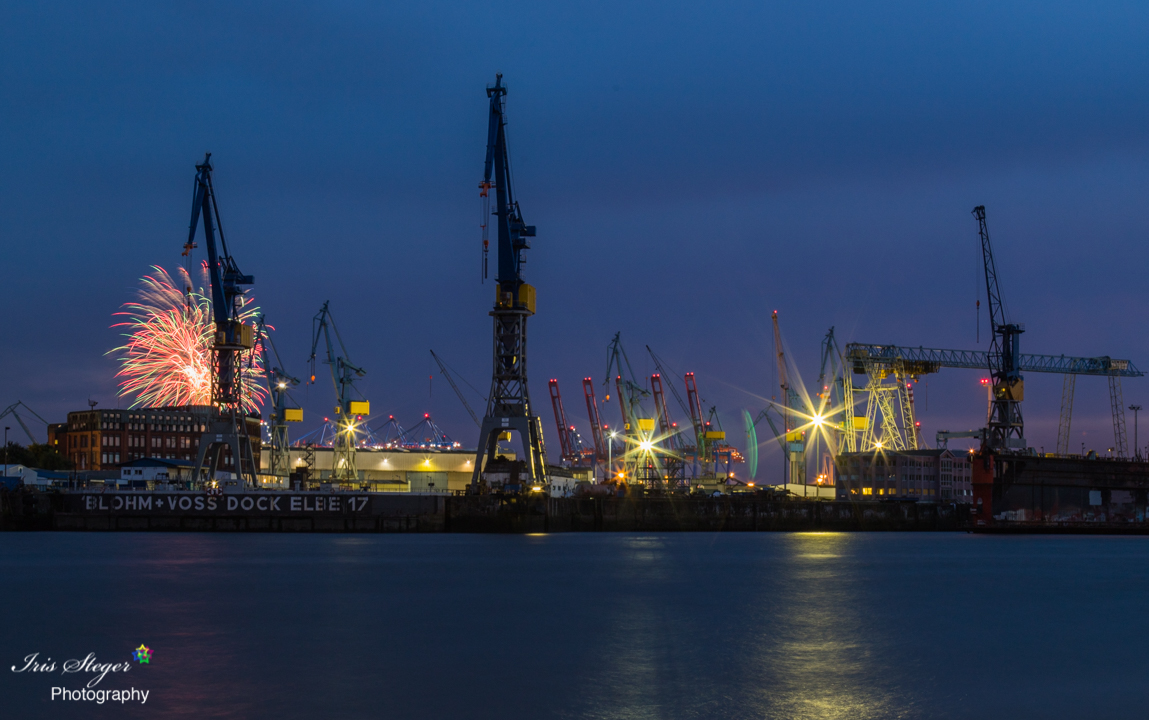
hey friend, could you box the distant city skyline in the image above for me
[4,1,1149,479]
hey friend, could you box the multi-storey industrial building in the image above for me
[53,406,259,471]
[835,449,973,502]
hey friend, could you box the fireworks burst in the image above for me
[110,265,267,412]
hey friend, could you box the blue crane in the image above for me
[184,154,259,487]
[470,74,549,491]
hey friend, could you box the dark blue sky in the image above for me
[4,1,1149,476]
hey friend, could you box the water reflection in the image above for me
[749,533,902,720]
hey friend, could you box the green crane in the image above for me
[308,302,367,484]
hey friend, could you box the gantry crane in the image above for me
[308,302,368,484]
[845,344,1143,451]
[253,315,301,480]
[184,154,259,487]
[470,74,549,490]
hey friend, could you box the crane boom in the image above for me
[431,350,481,428]
[845,344,1143,377]
[548,380,578,464]
[646,346,692,420]
[0,402,48,444]
[771,311,792,431]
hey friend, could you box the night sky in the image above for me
[4,1,1149,479]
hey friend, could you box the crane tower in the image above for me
[185,154,259,487]
[470,74,549,490]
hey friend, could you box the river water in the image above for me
[1,532,1145,719]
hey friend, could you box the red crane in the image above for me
[650,374,677,450]
[583,377,606,465]
[686,371,718,464]
[548,379,575,464]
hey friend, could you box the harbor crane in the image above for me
[744,313,812,484]
[975,206,1025,450]
[646,346,692,486]
[547,380,576,465]
[548,380,592,467]
[253,315,301,480]
[604,333,649,440]
[604,332,656,484]
[0,402,49,444]
[847,206,1142,456]
[649,373,685,486]
[773,311,807,484]
[184,153,259,487]
[582,378,607,476]
[470,74,549,490]
[309,302,368,484]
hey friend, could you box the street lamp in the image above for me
[1130,405,1142,460]
[3,426,8,478]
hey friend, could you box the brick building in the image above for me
[835,449,973,503]
[57,406,259,471]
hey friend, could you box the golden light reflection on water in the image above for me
[750,533,900,720]
[585,536,671,720]
[574,534,907,720]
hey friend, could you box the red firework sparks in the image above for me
[110,265,267,411]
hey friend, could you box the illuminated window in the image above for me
[862,487,872,495]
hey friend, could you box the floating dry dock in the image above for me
[6,491,970,532]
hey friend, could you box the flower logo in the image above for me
[132,645,152,664]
